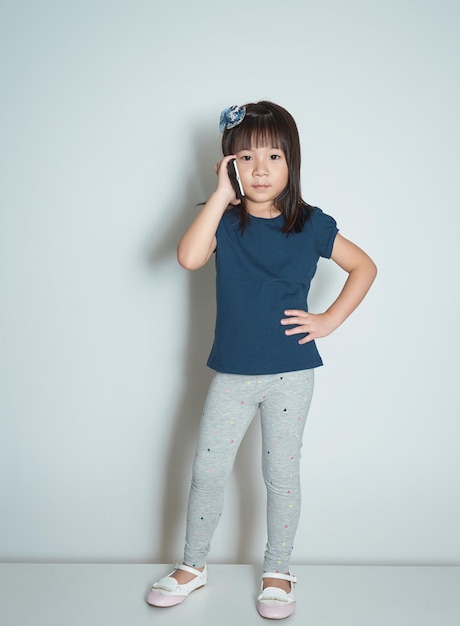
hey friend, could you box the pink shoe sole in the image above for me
[257,601,296,619]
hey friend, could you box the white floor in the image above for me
[0,563,459,626]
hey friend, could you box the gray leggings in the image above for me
[184,369,314,573]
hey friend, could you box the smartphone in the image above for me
[227,158,245,198]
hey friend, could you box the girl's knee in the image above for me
[192,460,230,491]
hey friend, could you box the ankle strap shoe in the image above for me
[257,572,297,620]
[146,563,208,607]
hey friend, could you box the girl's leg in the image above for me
[184,372,259,568]
[260,369,314,573]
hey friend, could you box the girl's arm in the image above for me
[281,234,377,343]
[177,155,238,270]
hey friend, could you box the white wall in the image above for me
[1,0,458,565]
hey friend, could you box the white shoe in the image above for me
[257,572,297,620]
[146,563,208,607]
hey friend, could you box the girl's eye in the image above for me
[241,155,252,161]
[270,154,281,160]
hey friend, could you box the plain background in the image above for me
[0,0,458,566]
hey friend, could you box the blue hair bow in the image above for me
[219,105,246,133]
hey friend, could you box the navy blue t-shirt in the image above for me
[207,206,339,375]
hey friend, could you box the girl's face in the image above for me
[234,144,289,211]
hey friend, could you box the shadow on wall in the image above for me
[145,123,262,566]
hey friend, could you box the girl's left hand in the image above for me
[280,310,338,344]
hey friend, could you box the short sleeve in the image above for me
[310,207,339,258]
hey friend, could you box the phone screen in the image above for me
[227,158,245,198]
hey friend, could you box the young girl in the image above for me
[147,101,377,619]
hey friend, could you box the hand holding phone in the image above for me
[227,158,245,199]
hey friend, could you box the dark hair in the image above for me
[221,101,312,233]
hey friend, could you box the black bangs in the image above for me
[228,119,282,153]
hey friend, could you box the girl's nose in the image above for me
[253,159,267,176]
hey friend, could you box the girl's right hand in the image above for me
[214,155,241,205]
[178,155,240,270]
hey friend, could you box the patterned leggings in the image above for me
[184,369,314,572]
